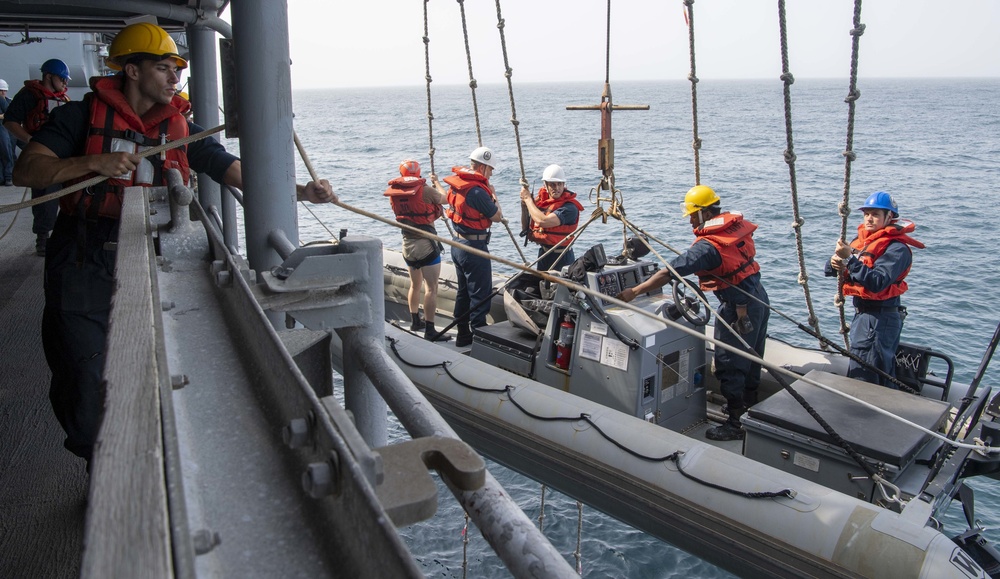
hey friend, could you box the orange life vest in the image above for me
[383,176,442,226]
[842,219,924,301]
[528,187,584,247]
[693,212,761,292]
[20,79,70,134]
[444,167,494,231]
[62,75,191,220]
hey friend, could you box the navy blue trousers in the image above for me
[42,213,118,461]
[536,245,575,273]
[31,185,60,235]
[714,290,770,409]
[848,308,903,387]
[452,238,492,330]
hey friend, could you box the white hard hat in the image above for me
[469,146,496,169]
[0,79,8,91]
[542,164,566,183]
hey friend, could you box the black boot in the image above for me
[455,324,474,347]
[410,312,425,331]
[424,323,452,342]
[35,232,48,256]
[706,405,745,441]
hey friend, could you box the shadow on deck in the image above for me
[0,186,86,579]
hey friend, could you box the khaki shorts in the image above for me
[402,236,438,263]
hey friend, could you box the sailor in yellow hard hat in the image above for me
[12,21,336,468]
[617,185,770,442]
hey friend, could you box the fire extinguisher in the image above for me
[555,314,575,370]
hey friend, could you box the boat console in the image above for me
[472,246,709,431]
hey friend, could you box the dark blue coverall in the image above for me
[671,239,770,411]
[826,241,912,387]
[450,185,498,334]
[31,101,238,463]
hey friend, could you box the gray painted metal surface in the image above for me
[332,332,580,578]
[384,325,985,579]
[186,23,223,218]
[230,0,297,282]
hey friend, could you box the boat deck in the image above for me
[0,185,86,579]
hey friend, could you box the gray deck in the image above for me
[0,185,87,579]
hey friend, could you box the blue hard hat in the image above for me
[40,59,71,81]
[858,191,898,218]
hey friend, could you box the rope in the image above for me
[683,0,702,185]
[538,484,547,533]
[422,0,437,176]
[0,187,29,241]
[461,511,470,579]
[574,501,584,575]
[456,0,483,146]
[493,0,528,189]
[0,124,225,215]
[836,0,866,348]
[777,0,825,350]
[292,132,336,239]
[491,0,531,266]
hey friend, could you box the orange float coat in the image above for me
[384,176,442,226]
[62,75,190,219]
[693,212,761,292]
[842,219,924,301]
[528,187,583,247]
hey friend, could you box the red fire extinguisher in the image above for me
[555,314,575,370]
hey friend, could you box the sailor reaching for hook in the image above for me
[827,191,924,388]
[520,164,583,272]
[616,185,770,441]
[11,22,334,469]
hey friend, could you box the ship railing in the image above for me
[91,185,575,578]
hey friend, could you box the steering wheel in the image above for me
[670,278,711,327]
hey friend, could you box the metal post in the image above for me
[187,22,239,252]
[336,237,388,448]
[230,0,298,327]
[186,24,222,212]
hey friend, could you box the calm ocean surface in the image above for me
[241,79,999,577]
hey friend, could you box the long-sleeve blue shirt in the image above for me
[671,239,765,306]
[825,241,912,308]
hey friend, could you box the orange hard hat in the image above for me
[399,159,421,177]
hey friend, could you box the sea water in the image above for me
[248,79,998,577]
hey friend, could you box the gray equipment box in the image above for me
[471,322,539,378]
[743,370,950,502]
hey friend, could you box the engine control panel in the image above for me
[590,262,660,304]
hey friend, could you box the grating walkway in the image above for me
[0,185,87,579]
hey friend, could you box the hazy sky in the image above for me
[284,0,1000,89]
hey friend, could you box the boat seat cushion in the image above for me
[746,370,950,467]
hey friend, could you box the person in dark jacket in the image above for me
[13,22,334,468]
[443,146,505,347]
[617,185,769,441]
[826,191,923,387]
[520,163,582,272]
[4,59,72,254]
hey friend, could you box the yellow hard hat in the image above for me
[681,185,720,217]
[107,22,187,71]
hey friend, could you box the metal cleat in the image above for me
[259,241,369,293]
[375,436,486,527]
